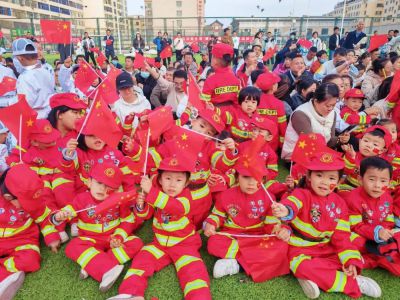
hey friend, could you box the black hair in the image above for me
[313,83,339,103]
[356,63,366,71]
[224,27,231,33]
[242,49,254,60]
[125,56,134,61]
[364,128,386,143]
[157,169,191,181]
[309,46,318,53]
[322,73,342,84]
[297,169,343,188]
[360,157,392,178]
[346,49,355,56]
[316,50,327,58]
[0,169,16,199]
[334,26,339,31]
[77,134,88,151]
[47,105,73,129]
[372,118,395,127]
[251,44,262,52]
[390,53,399,65]
[296,75,316,94]
[254,31,263,39]
[173,69,188,81]
[394,30,399,34]
[184,52,194,58]
[220,54,233,67]
[333,47,347,57]
[250,69,264,85]
[341,74,353,87]
[206,67,215,77]
[372,57,390,75]
[334,60,347,68]
[377,76,394,100]
[312,31,318,36]
[238,86,261,105]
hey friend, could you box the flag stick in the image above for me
[18,114,22,163]
[261,183,275,204]
[216,232,276,238]
[142,127,151,175]
[76,89,99,139]
[289,160,293,176]
[69,22,73,58]
[182,127,224,143]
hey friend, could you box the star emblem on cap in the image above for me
[44,125,52,133]
[169,158,178,166]
[320,153,333,163]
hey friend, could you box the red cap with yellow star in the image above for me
[49,93,87,110]
[90,162,123,189]
[29,119,61,144]
[198,108,225,133]
[159,155,195,173]
[301,151,345,171]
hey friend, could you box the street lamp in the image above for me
[140,5,147,46]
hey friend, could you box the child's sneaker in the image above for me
[297,278,320,299]
[99,265,124,292]
[59,231,69,243]
[70,223,79,237]
[79,268,88,280]
[0,271,25,300]
[213,258,240,278]
[108,295,144,300]
[356,275,381,298]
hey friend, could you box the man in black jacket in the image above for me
[343,20,367,50]
[328,26,340,60]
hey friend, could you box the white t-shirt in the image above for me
[111,93,151,127]
[232,37,240,49]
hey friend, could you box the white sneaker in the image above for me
[59,231,69,243]
[213,259,240,278]
[70,223,79,237]
[297,278,320,299]
[0,271,25,300]
[79,268,88,280]
[99,265,124,292]
[107,295,143,300]
[356,275,382,298]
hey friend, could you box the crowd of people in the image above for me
[0,19,399,300]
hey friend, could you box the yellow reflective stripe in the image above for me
[211,206,226,218]
[114,228,129,240]
[264,180,277,189]
[349,215,362,225]
[201,93,211,101]
[0,219,34,237]
[292,217,333,239]
[35,206,51,223]
[15,244,40,253]
[153,217,190,232]
[124,268,145,279]
[338,249,361,265]
[112,247,131,264]
[387,101,396,109]
[208,215,221,227]
[360,114,367,124]
[43,180,52,189]
[30,166,57,175]
[191,185,210,200]
[52,177,73,190]
[120,166,131,175]
[130,146,142,162]
[350,232,360,242]
[231,126,251,139]
[149,148,162,168]
[385,214,395,223]
[4,257,17,272]
[288,236,330,247]
[336,219,350,232]
[184,279,209,297]
[154,192,169,209]
[121,213,135,224]
[190,169,211,181]
[77,247,100,268]
[77,219,120,233]
[224,220,263,230]
[177,197,190,215]
[338,183,354,191]
[290,254,311,274]
[278,115,286,123]
[41,225,58,237]
[226,238,239,258]
[327,271,347,292]
[175,255,201,272]
[211,151,223,168]
[264,215,279,225]
[225,111,232,124]
[267,164,278,172]
[342,113,351,122]
[344,157,356,168]
[79,236,96,243]
[63,205,77,217]
[142,245,165,259]
[155,230,195,247]
[221,152,236,167]
[346,176,359,187]
[287,195,303,210]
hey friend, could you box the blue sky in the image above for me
[126,0,338,17]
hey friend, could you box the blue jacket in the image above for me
[153,37,163,51]
[343,30,367,50]
[103,35,115,51]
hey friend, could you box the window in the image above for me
[321,28,329,36]
[176,1,182,7]
[177,20,182,27]
[177,10,182,16]
[0,6,11,16]
[60,7,70,15]
[50,5,60,12]
[38,2,49,10]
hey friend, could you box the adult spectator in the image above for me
[358,52,371,70]
[103,29,115,61]
[343,20,367,50]
[124,56,135,76]
[133,32,145,52]
[310,50,328,74]
[173,32,185,61]
[82,32,96,66]
[135,66,157,101]
[391,54,400,72]
[303,46,318,69]
[310,32,322,51]
[328,26,341,60]
[287,75,317,113]
[161,32,172,66]
[181,52,197,77]
[283,51,312,96]
[150,67,175,107]
[253,31,264,50]
[57,43,74,62]
[221,28,234,47]
[388,29,395,42]
[153,32,163,57]
[339,32,348,47]
[264,31,276,64]
[314,47,347,80]
[388,35,400,55]
[252,44,263,62]
[282,83,345,160]
[207,35,218,62]
[236,49,264,87]
[285,32,297,48]
[232,31,240,64]
[199,52,209,73]
[361,57,393,107]
[395,30,399,37]
[0,49,17,107]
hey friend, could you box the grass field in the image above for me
[13,161,400,300]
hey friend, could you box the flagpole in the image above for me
[142,127,151,175]
[216,232,276,239]
[340,0,347,37]
[69,22,73,58]
[182,127,224,143]
[18,114,22,163]
[76,89,99,140]
[261,183,275,204]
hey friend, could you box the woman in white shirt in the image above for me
[310,31,322,51]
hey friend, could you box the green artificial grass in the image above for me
[13,161,400,299]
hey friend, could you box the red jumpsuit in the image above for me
[206,186,289,282]
[383,141,400,192]
[201,66,240,107]
[257,93,286,151]
[280,188,364,298]
[340,107,370,136]
[340,152,365,193]
[118,186,211,300]
[60,192,143,282]
[0,195,59,281]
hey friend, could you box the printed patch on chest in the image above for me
[227,204,240,218]
[310,204,321,223]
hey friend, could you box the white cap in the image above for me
[12,38,37,56]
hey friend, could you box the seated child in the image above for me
[272,151,381,299]
[204,156,290,282]
[53,163,143,292]
[109,156,212,300]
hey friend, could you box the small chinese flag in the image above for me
[75,60,99,93]
[160,45,173,59]
[386,70,400,103]
[95,190,137,215]
[133,53,145,69]
[148,106,174,141]
[297,39,313,49]
[98,66,122,104]
[0,95,37,144]
[40,20,71,44]
[0,30,3,39]
[291,133,338,164]
[91,47,107,66]
[81,94,122,148]
[262,46,277,62]
[237,135,267,182]
[0,76,17,96]
[191,42,200,53]
[368,34,388,52]
[187,72,206,110]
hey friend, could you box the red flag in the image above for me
[262,47,277,62]
[82,94,123,148]
[0,30,3,39]
[160,45,173,59]
[148,106,174,141]
[187,72,206,110]
[133,53,145,69]
[0,76,16,96]
[297,39,313,49]
[95,190,137,215]
[40,20,71,44]
[386,70,400,103]
[98,66,123,104]
[0,95,37,144]
[368,34,388,52]
[75,60,99,93]
[91,47,107,66]
[291,133,338,164]
[238,135,267,182]
[191,42,200,53]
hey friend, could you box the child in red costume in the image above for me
[53,163,143,293]
[272,151,381,299]
[109,156,212,300]
[0,164,60,300]
[204,156,290,282]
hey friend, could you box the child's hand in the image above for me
[54,210,72,222]
[365,107,380,116]
[378,228,393,241]
[110,236,124,249]
[137,192,145,209]
[338,131,350,144]
[271,202,289,218]
[342,264,358,279]
[204,223,216,237]
[341,144,356,159]
[222,138,236,151]
[285,175,295,189]
[49,240,61,254]
[275,227,291,242]
[140,176,152,194]
[207,174,225,187]
[66,138,78,156]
